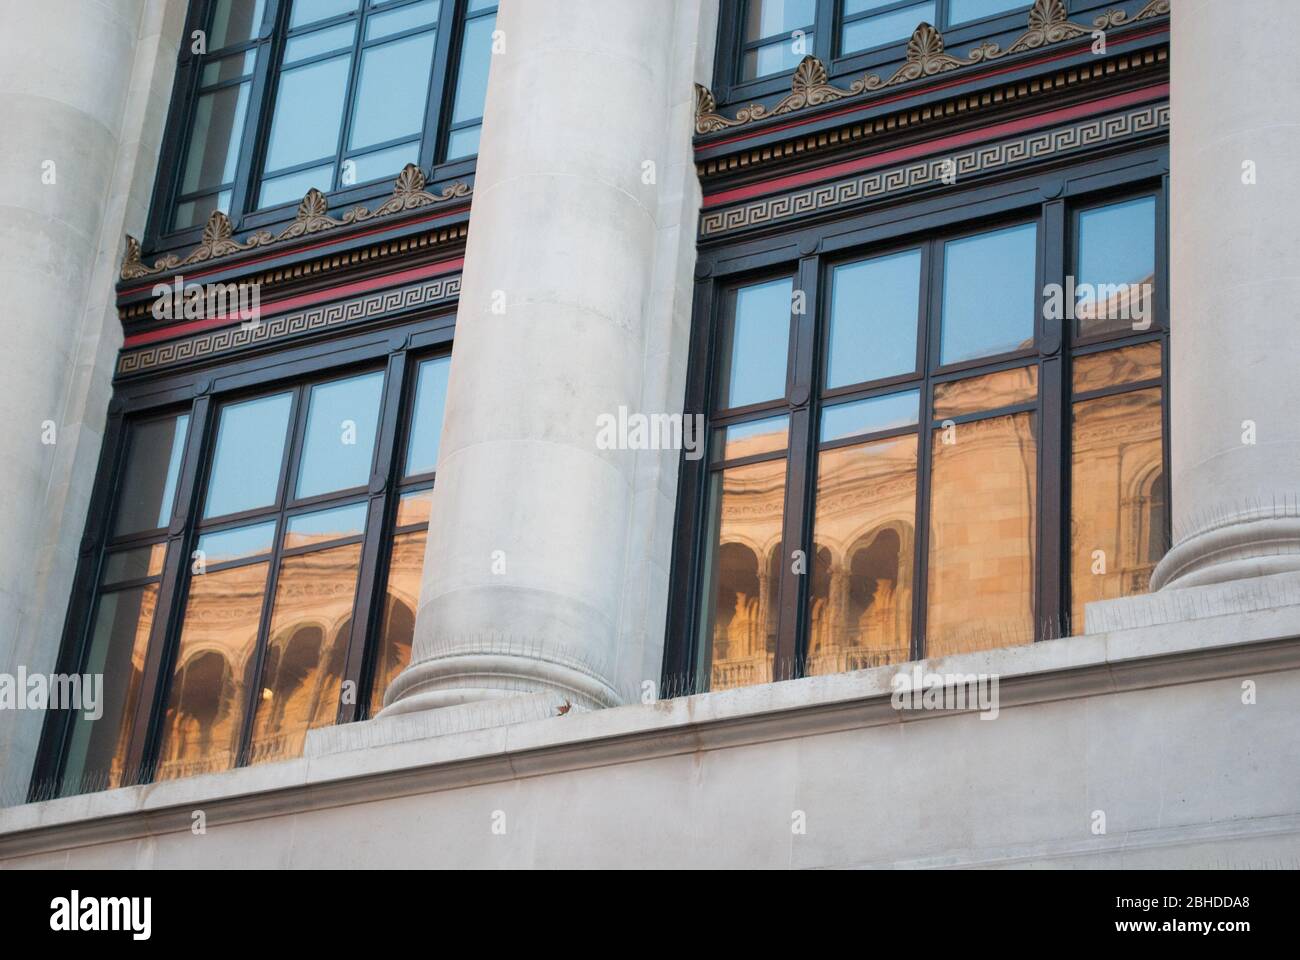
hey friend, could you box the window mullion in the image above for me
[1039,199,1067,639]
[1040,355,1065,639]
[233,385,308,768]
[663,279,717,695]
[332,9,369,193]
[774,254,821,680]
[911,238,944,660]
[814,0,836,63]
[234,0,291,228]
[124,394,214,785]
[340,350,409,722]
[147,0,214,243]
[421,0,460,170]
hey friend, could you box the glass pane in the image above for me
[933,365,1038,420]
[197,521,277,565]
[808,435,917,675]
[174,190,232,231]
[284,22,356,63]
[1076,197,1157,339]
[366,0,439,40]
[156,562,270,780]
[291,0,360,28]
[349,31,438,150]
[926,412,1037,657]
[58,585,157,796]
[369,528,426,717]
[264,54,352,174]
[200,50,257,86]
[842,0,897,16]
[210,0,267,49]
[715,415,789,462]
[406,356,451,476]
[697,459,786,692]
[114,414,190,536]
[342,141,419,186]
[248,543,362,764]
[180,84,247,195]
[826,249,921,389]
[445,123,481,161]
[718,278,792,409]
[181,83,251,196]
[284,501,368,549]
[395,487,434,527]
[449,11,496,126]
[940,223,1038,365]
[102,544,167,586]
[1073,342,1162,395]
[821,390,919,443]
[204,393,293,519]
[1070,389,1164,630]
[948,0,1026,25]
[841,3,935,55]
[742,34,813,81]
[296,371,385,499]
[259,164,335,207]
[745,0,814,41]
[466,0,495,11]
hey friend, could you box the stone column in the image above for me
[383,0,717,715]
[0,0,186,800]
[1151,0,1300,591]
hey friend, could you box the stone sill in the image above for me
[3,572,1300,860]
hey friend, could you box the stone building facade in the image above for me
[1,0,1298,869]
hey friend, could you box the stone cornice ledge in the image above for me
[4,587,1300,860]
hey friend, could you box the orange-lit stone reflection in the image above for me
[1070,388,1165,628]
[808,435,917,674]
[927,412,1038,657]
[155,563,269,781]
[61,585,158,794]
[248,543,362,765]
[700,451,786,691]
[369,529,427,717]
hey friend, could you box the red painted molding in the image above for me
[703,83,1169,209]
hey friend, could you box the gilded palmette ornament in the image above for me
[120,165,472,280]
[694,0,1170,135]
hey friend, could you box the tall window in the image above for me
[684,188,1167,693]
[735,0,1030,81]
[45,348,452,795]
[164,0,497,233]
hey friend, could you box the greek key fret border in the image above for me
[117,273,461,377]
[700,101,1169,239]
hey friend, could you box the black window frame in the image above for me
[666,150,1170,695]
[147,0,496,256]
[32,309,456,800]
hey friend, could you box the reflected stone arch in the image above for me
[165,648,237,769]
[1132,465,1168,567]
[260,612,353,747]
[713,541,760,663]
[260,623,326,732]
[847,525,910,659]
[808,519,914,672]
[371,598,417,716]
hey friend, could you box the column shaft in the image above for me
[384,0,711,714]
[1153,0,1300,590]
